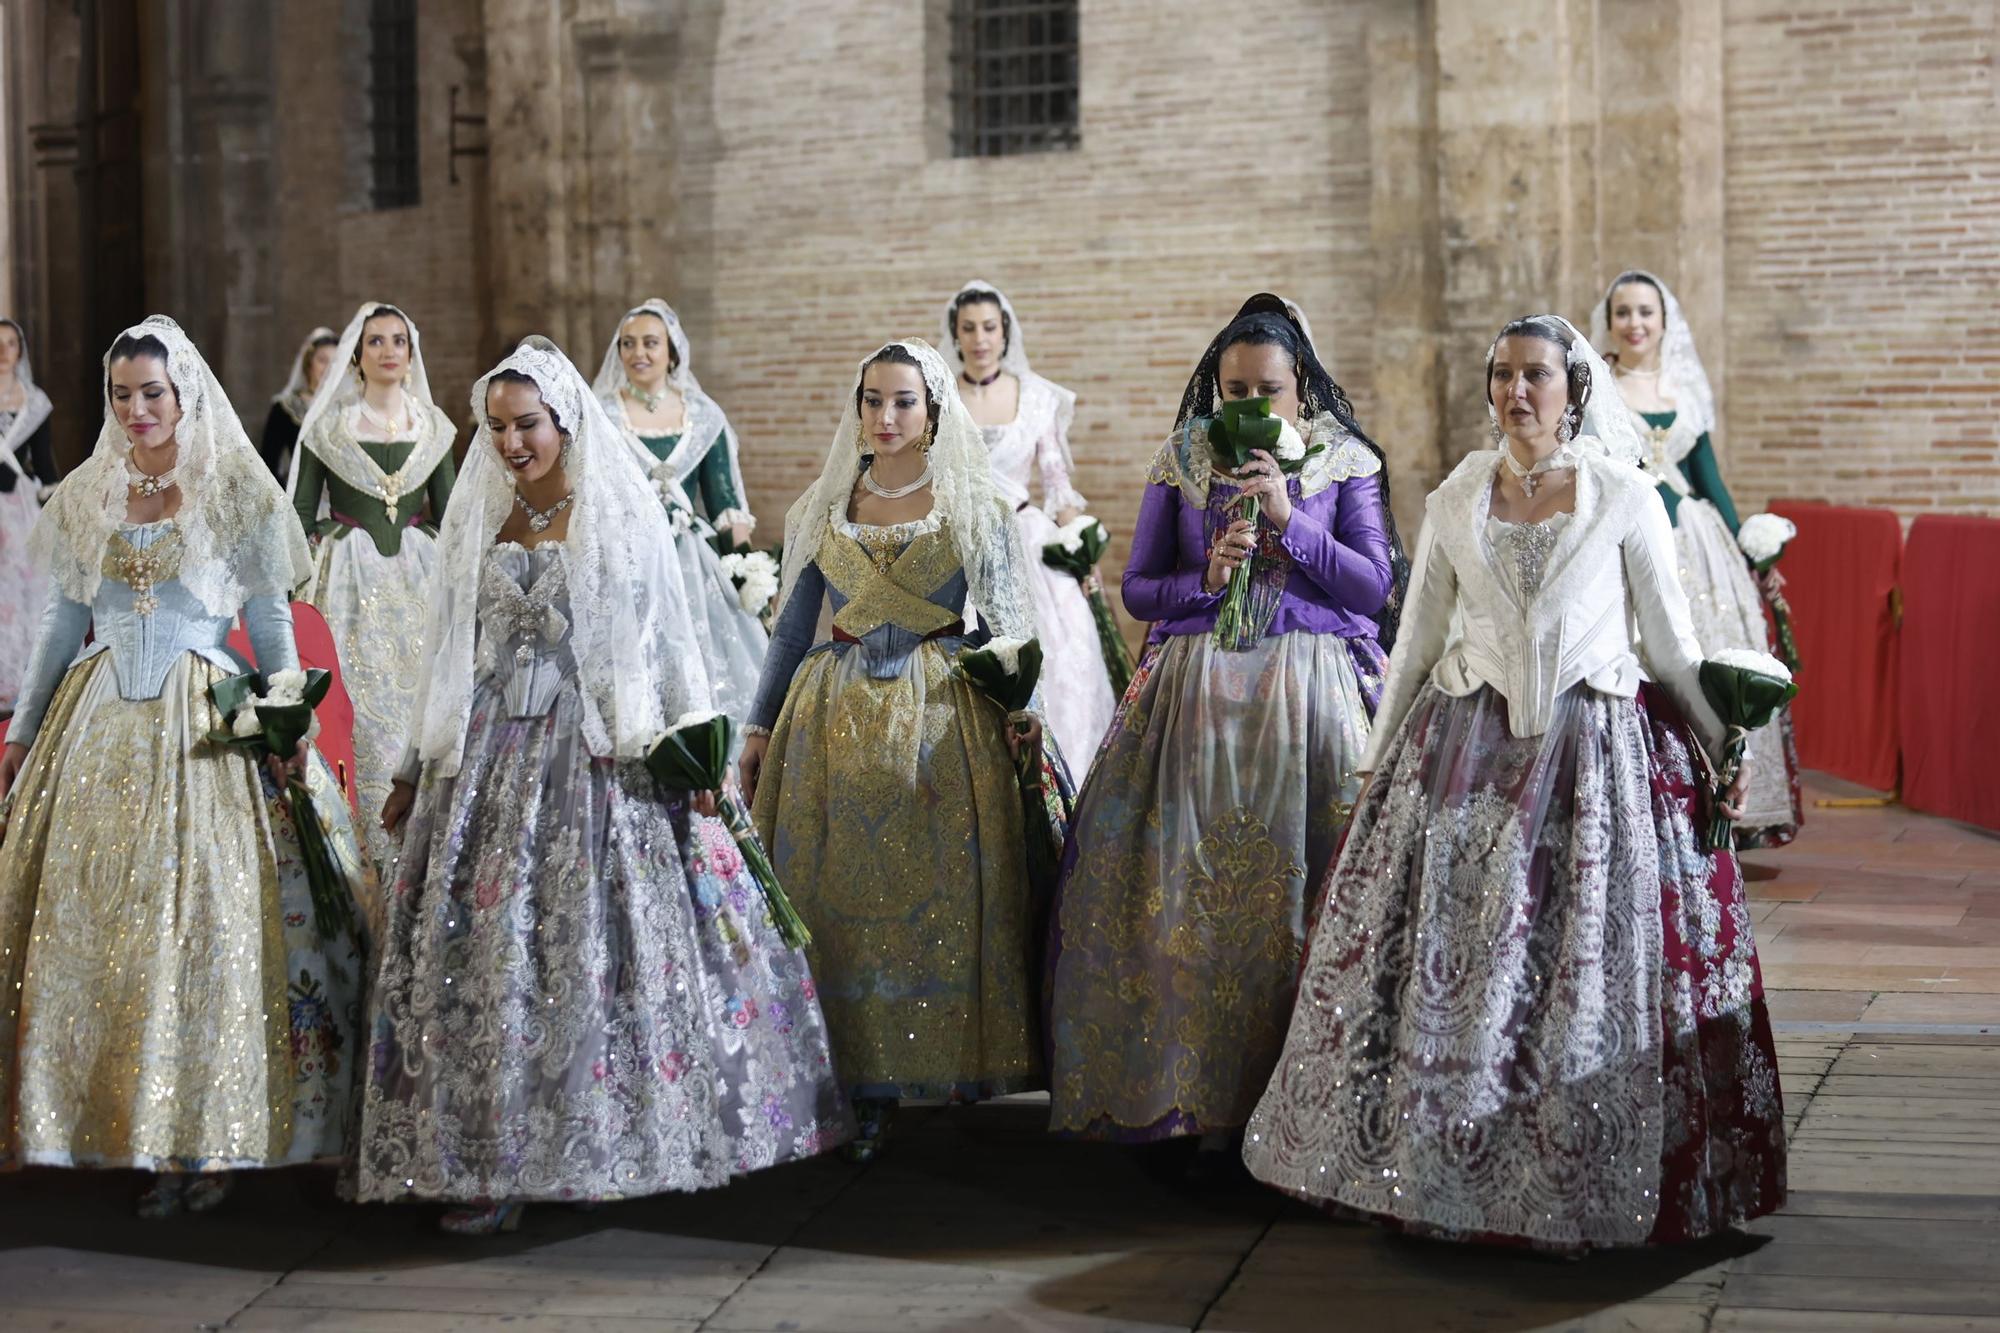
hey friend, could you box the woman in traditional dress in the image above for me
[944,281,1117,762]
[1045,296,1401,1178]
[259,326,338,479]
[739,339,1049,1160]
[362,337,848,1235]
[593,300,768,720]
[1599,270,1802,847]
[0,318,55,712]
[289,303,457,876]
[0,316,369,1217]
[1243,315,1786,1248]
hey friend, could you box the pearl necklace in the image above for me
[514,488,574,533]
[357,395,413,436]
[126,460,179,497]
[627,383,669,412]
[1500,444,1575,499]
[861,463,932,500]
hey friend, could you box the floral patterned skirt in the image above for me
[0,651,368,1171]
[1242,682,1786,1248]
[753,638,1038,1103]
[1046,630,1383,1142]
[356,679,850,1205]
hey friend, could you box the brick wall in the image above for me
[672,0,1379,619]
[1722,1,2000,518]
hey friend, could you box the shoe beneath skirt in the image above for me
[439,1202,525,1236]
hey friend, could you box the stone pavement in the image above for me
[2,774,1997,1332]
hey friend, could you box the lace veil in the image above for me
[591,298,748,525]
[31,315,311,615]
[286,301,458,506]
[409,336,710,778]
[940,279,1080,480]
[0,318,53,482]
[1595,270,1716,438]
[272,325,336,425]
[772,338,1035,645]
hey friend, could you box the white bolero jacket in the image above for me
[1360,449,1726,773]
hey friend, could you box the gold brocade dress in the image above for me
[750,511,1038,1100]
[0,520,368,1171]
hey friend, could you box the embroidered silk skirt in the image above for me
[1046,629,1384,1141]
[0,651,368,1171]
[1242,682,1787,1248]
[1014,503,1118,767]
[308,525,439,879]
[753,637,1038,1102]
[0,484,44,713]
[356,677,850,1205]
[675,526,769,729]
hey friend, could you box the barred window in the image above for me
[949,0,1080,158]
[369,0,420,208]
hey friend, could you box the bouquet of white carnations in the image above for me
[1206,398,1321,651]
[1040,514,1135,695]
[955,636,1066,894]
[1697,649,1800,852]
[1737,512,1802,674]
[718,549,781,619]
[207,668,353,940]
[645,708,810,948]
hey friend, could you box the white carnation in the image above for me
[1053,514,1103,554]
[981,635,1030,676]
[741,551,780,580]
[231,709,265,739]
[1274,418,1307,464]
[737,570,779,614]
[1738,512,1797,563]
[1708,648,1792,683]
[717,552,747,579]
[264,668,308,706]
[670,708,724,734]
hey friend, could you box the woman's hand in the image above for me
[1205,518,1256,593]
[1054,505,1081,526]
[1235,448,1294,530]
[381,779,416,837]
[723,520,754,550]
[1718,762,1752,823]
[265,739,307,792]
[690,788,720,819]
[740,734,770,807]
[1007,713,1044,763]
[0,741,27,804]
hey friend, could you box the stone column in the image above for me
[482,0,574,352]
[573,8,679,347]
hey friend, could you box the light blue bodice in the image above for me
[475,543,577,721]
[10,519,298,750]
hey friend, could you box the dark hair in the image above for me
[1485,315,1592,428]
[855,343,941,438]
[486,367,565,434]
[352,305,410,365]
[310,332,339,352]
[948,288,1011,357]
[1177,293,1409,650]
[106,332,178,402]
[1603,270,1665,328]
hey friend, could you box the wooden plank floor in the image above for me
[3,774,1998,1332]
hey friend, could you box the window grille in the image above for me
[949,0,1080,158]
[369,0,420,208]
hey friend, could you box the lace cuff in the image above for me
[741,722,773,739]
[712,507,756,535]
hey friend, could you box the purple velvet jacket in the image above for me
[1122,468,1394,640]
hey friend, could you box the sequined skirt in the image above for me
[0,651,368,1171]
[357,678,849,1205]
[753,638,1038,1102]
[309,525,438,880]
[1046,630,1377,1141]
[1242,683,1786,1247]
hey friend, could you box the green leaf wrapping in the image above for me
[1696,660,1802,852]
[645,718,812,950]
[285,779,357,942]
[1040,522,1109,580]
[954,640,1043,715]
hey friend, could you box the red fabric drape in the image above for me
[1768,500,1901,791]
[1898,515,2000,833]
[228,601,361,815]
